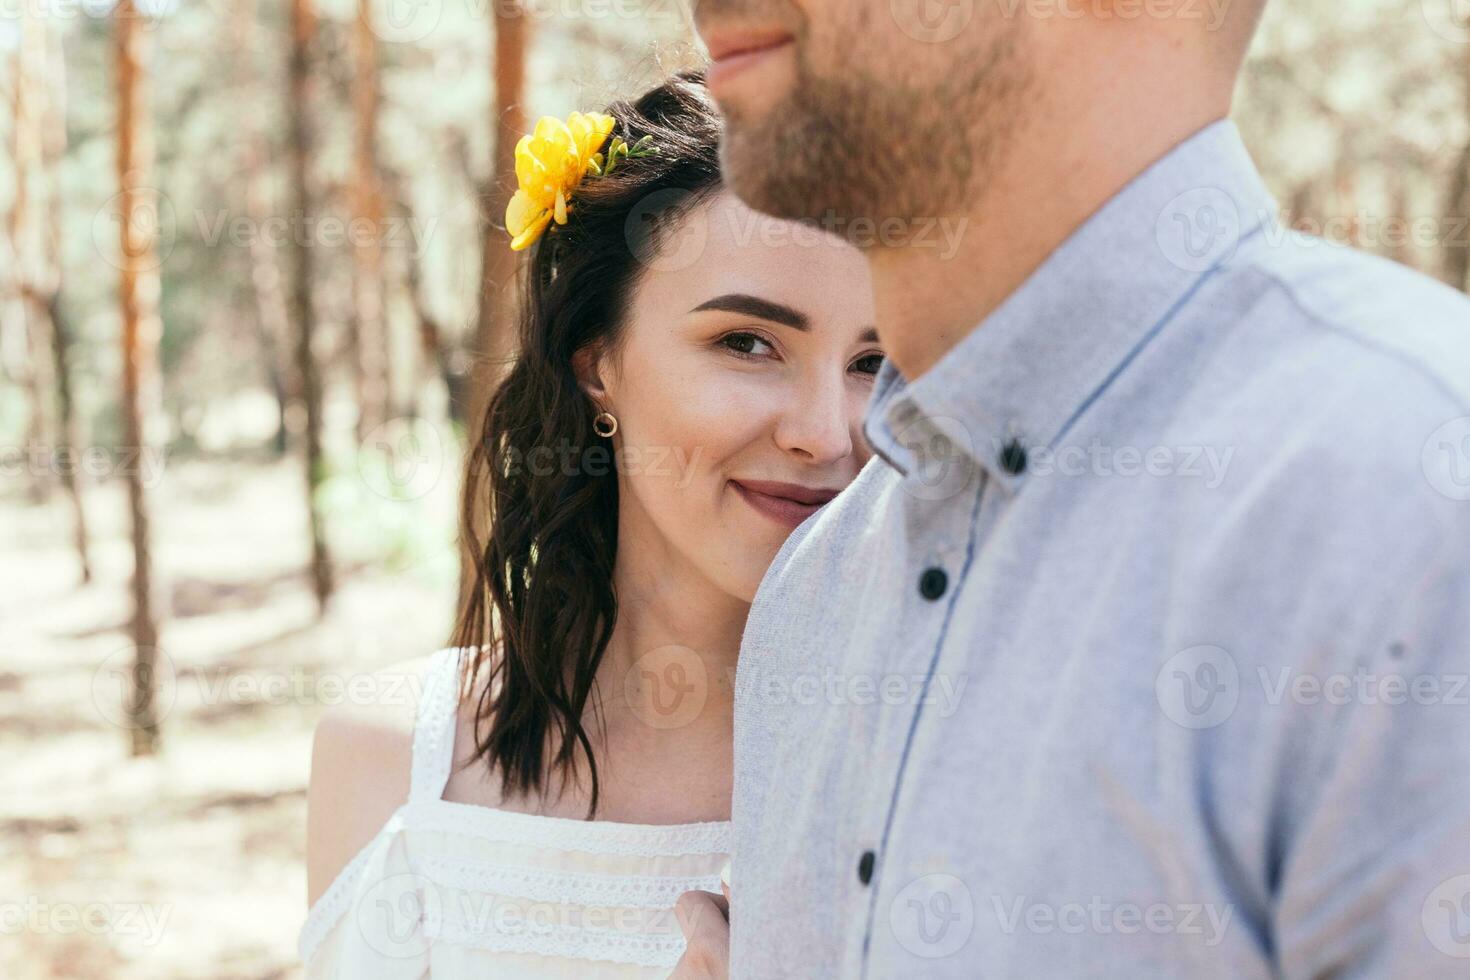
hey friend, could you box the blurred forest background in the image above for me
[1,0,1468,977]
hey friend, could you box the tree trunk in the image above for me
[10,5,51,504]
[352,0,390,442]
[460,0,528,616]
[48,293,91,584]
[115,0,166,754]
[231,0,291,456]
[472,0,527,375]
[1,8,88,572]
[288,0,334,612]
[382,168,470,426]
[43,20,92,583]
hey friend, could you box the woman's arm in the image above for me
[304,655,432,907]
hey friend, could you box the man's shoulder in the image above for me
[1170,235,1470,554]
[1226,231,1470,414]
[744,456,900,633]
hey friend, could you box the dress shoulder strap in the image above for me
[408,646,465,803]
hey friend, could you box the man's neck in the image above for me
[870,60,1235,383]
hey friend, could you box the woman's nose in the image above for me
[771,372,855,464]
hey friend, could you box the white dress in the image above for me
[298,646,732,978]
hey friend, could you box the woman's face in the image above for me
[582,188,880,603]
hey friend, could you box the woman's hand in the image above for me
[670,891,728,979]
[669,859,732,979]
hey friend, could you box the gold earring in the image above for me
[592,411,619,437]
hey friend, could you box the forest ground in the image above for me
[2,456,455,979]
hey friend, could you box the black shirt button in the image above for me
[919,567,948,601]
[999,438,1028,475]
[857,850,876,885]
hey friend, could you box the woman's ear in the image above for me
[572,343,612,404]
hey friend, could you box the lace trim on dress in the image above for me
[427,906,691,969]
[402,800,733,856]
[409,646,464,802]
[421,854,722,909]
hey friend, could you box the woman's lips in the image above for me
[730,480,829,530]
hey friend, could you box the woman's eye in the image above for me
[720,332,774,358]
[853,352,885,375]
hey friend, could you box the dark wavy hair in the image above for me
[448,70,723,818]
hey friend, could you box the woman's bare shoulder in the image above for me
[304,652,441,907]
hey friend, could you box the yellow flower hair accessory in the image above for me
[505,110,658,251]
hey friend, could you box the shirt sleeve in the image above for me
[1273,514,1470,978]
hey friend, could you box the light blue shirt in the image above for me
[730,119,1470,978]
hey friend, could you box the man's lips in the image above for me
[703,29,794,65]
[703,31,794,93]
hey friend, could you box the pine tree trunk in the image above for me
[460,0,528,617]
[353,0,390,442]
[10,5,51,505]
[42,19,91,583]
[115,0,166,754]
[472,0,527,375]
[48,293,91,583]
[288,0,334,612]
[232,0,291,457]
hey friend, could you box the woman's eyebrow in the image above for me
[690,293,809,331]
[690,293,880,345]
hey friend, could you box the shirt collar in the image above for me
[863,118,1279,494]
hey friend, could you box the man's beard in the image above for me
[718,30,1026,237]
